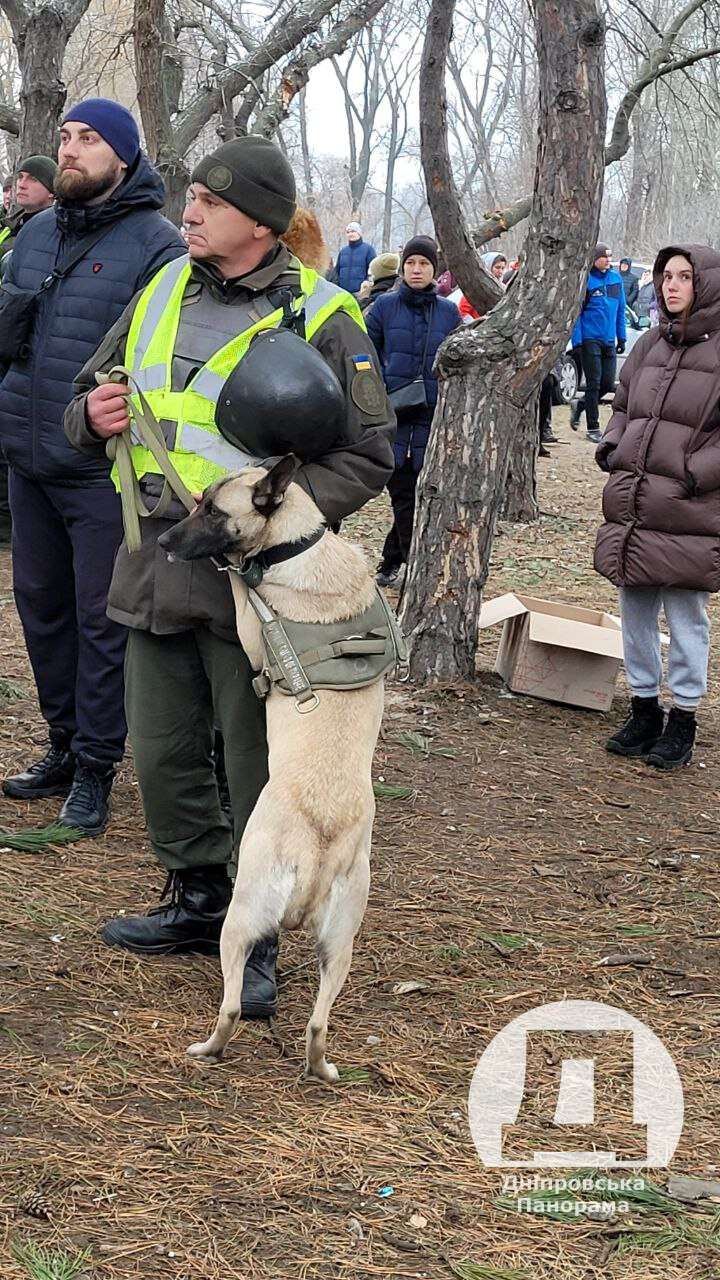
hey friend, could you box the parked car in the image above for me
[549,350,579,404]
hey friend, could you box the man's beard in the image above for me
[55,162,122,203]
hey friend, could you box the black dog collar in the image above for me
[213,525,326,587]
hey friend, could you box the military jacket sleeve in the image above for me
[301,310,396,524]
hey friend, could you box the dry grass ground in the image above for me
[1,407,719,1279]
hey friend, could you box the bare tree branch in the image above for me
[252,0,388,138]
[194,0,258,52]
[420,0,502,313]
[470,0,720,250]
[0,100,19,135]
[173,0,343,156]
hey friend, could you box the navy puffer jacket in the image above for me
[0,155,185,486]
[365,281,459,469]
[334,239,376,294]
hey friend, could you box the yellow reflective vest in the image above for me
[114,254,366,496]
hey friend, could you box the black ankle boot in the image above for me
[101,865,231,955]
[646,707,697,770]
[570,402,583,431]
[58,755,114,836]
[242,935,279,1019]
[3,738,75,799]
[606,696,665,758]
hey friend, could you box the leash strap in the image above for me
[374,585,410,674]
[240,581,319,712]
[97,364,196,552]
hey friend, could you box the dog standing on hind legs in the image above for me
[158,455,387,1082]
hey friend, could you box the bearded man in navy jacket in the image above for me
[0,98,185,835]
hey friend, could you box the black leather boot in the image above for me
[58,755,114,836]
[3,737,75,799]
[101,868,279,1017]
[606,696,665,758]
[242,935,279,1019]
[102,865,231,956]
[646,707,697,770]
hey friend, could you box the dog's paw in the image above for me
[187,1041,221,1063]
[307,1059,339,1084]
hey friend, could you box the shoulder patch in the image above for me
[350,367,386,416]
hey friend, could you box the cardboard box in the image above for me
[478,593,625,712]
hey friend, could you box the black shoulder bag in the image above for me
[0,227,110,363]
[389,302,435,412]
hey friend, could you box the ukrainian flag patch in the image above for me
[352,354,373,371]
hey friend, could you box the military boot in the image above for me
[3,736,75,799]
[646,707,697,770]
[59,754,114,836]
[606,696,665,758]
[241,935,279,1019]
[102,865,230,956]
[102,867,279,1018]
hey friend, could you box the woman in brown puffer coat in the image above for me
[594,244,720,769]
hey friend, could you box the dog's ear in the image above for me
[252,454,301,514]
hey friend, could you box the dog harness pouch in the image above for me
[252,589,407,703]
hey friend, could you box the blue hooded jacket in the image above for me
[334,238,376,294]
[571,265,627,347]
[0,154,185,486]
[365,281,460,469]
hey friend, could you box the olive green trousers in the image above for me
[125,627,268,875]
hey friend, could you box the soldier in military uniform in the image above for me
[64,136,394,1017]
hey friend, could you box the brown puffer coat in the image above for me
[594,243,720,592]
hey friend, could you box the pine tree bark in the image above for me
[501,396,539,523]
[400,0,606,683]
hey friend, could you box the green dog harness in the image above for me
[247,585,407,711]
[224,572,407,711]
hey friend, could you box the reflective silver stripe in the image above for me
[134,255,190,364]
[190,367,226,400]
[130,417,177,449]
[181,422,259,472]
[304,276,346,327]
[132,363,167,392]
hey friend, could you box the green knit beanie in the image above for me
[191,137,296,235]
[17,155,57,194]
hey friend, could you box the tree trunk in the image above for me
[156,159,190,227]
[501,396,539,522]
[134,0,188,226]
[17,7,70,157]
[298,88,315,207]
[400,0,606,683]
[382,100,399,249]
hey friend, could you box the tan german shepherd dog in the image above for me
[158,456,383,1082]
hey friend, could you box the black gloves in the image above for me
[616,340,626,355]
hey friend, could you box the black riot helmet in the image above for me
[215,326,349,461]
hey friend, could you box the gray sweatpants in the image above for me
[619,586,710,710]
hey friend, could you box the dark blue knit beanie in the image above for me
[62,98,140,167]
